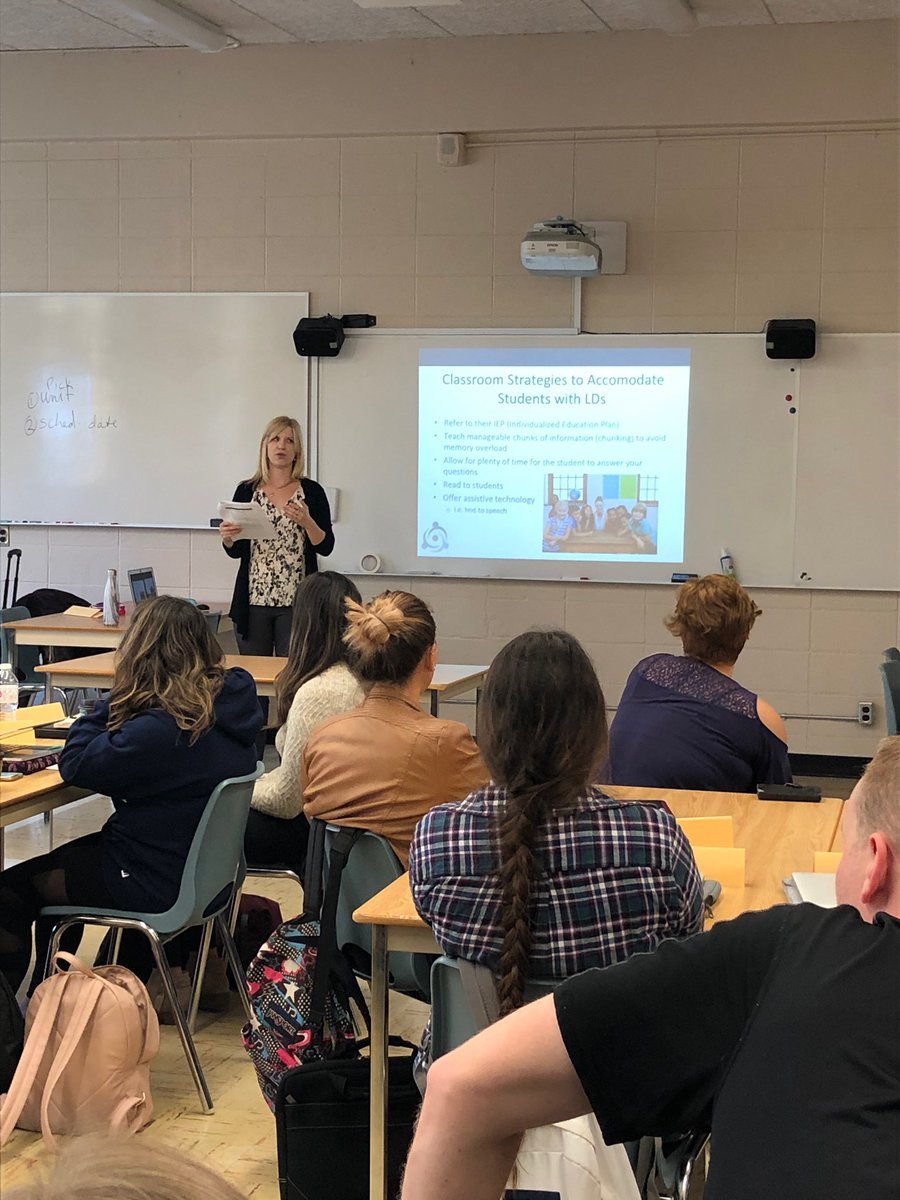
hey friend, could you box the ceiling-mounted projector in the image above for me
[521,218,601,277]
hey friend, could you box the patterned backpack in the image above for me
[242,825,369,1110]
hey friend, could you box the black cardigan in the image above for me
[223,478,334,638]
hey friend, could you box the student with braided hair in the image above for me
[302,590,487,865]
[410,629,703,1018]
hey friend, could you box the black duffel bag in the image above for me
[275,1038,420,1200]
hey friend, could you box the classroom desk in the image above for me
[37,653,488,714]
[2,609,136,650]
[3,605,226,652]
[353,785,845,1200]
[0,718,91,863]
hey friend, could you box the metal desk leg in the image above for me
[430,689,439,717]
[369,923,389,1200]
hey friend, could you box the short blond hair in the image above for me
[251,415,305,485]
[855,736,900,847]
[665,573,762,665]
[5,1135,247,1200]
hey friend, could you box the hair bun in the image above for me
[345,596,405,652]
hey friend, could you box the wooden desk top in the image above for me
[0,729,89,821]
[38,650,283,687]
[4,605,226,649]
[2,610,131,633]
[354,785,845,930]
[39,654,485,697]
[430,665,487,691]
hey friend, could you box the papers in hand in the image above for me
[217,500,277,541]
[783,872,837,907]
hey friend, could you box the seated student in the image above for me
[245,571,366,878]
[626,502,656,552]
[603,505,628,536]
[543,498,576,552]
[400,736,900,1200]
[302,590,487,866]
[609,574,790,792]
[410,630,703,1014]
[575,503,596,534]
[0,596,261,993]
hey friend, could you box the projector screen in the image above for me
[418,348,691,565]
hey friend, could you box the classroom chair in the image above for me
[880,660,900,736]
[428,957,705,1200]
[883,647,900,663]
[318,820,433,999]
[0,606,52,704]
[428,955,555,1062]
[38,764,263,1115]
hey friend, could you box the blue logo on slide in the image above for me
[421,521,449,553]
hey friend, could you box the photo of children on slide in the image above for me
[542,473,658,555]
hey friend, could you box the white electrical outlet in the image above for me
[857,701,873,726]
[0,528,9,547]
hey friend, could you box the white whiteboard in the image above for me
[0,293,309,527]
[793,335,899,590]
[317,331,899,590]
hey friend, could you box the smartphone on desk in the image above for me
[757,782,822,803]
[0,771,23,781]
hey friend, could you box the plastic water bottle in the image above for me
[0,663,19,721]
[102,568,121,627]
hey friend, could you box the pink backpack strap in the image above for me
[0,962,74,1146]
[38,973,106,1150]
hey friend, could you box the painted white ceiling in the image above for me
[0,0,897,52]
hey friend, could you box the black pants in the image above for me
[237,605,293,754]
[244,808,310,883]
[0,833,118,993]
[236,605,294,658]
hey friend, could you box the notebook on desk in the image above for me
[783,872,837,907]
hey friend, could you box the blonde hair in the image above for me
[109,595,225,745]
[665,573,762,665]
[250,415,305,486]
[5,1134,247,1200]
[855,736,900,847]
[343,591,436,685]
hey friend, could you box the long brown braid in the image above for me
[479,630,608,1016]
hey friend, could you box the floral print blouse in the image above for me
[248,486,306,606]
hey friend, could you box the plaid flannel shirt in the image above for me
[409,784,703,978]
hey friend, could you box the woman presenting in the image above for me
[220,416,334,657]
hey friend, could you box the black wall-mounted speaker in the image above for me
[293,315,345,358]
[765,318,816,360]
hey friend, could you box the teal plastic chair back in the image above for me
[321,822,432,998]
[0,605,46,697]
[429,956,555,1061]
[884,647,900,663]
[880,660,900,736]
[44,765,262,934]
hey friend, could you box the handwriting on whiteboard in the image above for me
[23,376,116,436]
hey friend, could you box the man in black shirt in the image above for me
[401,737,900,1200]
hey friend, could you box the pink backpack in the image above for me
[0,952,159,1148]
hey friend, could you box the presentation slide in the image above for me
[418,348,691,565]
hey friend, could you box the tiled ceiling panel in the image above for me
[0,0,895,51]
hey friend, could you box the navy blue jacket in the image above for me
[59,669,262,912]
[223,477,334,638]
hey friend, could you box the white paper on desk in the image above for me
[217,500,277,541]
[784,872,837,907]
